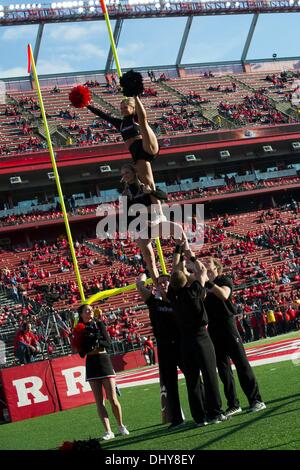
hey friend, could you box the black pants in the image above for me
[157,339,183,425]
[209,319,262,409]
[181,328,223,422]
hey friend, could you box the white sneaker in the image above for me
[208,414,228,425]
[102,431,115,441]
[119,425,130,436]
[248,401,266,413]
[196,420,208,427]
[225,406,242,417]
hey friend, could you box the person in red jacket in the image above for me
[14,322,39,364]
[143,335,156,365]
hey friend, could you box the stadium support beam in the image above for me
[33,23,45,67]
[105,19,123,73]
[241,13,259,67]
[176,16,193,68]
[30,23,44,88]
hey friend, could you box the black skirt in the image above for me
[129,139,159,163]
[86,353,116,381]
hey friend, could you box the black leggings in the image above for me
[209,320,262,408]
[180,328,223,422]
[157,340,183,424]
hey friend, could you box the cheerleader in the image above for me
[69,71,165,223]
[120,163,189,285]
[72,304,129,441]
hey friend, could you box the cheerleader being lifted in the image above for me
[69,70,165,224]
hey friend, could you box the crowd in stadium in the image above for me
[1,174,299,228]
[218,94,287,125]
[0,199,299,368]
[1,68,300,158]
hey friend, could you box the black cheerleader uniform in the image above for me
[87,105,158,163]
[123,181,168,236]
[79,320,116,381]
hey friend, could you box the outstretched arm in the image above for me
[86,105,122,129]
[136,273,152,302]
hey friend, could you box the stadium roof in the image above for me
[1,1,300,78]
[1,2,300,27]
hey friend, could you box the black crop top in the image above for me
[87,105,141,141]
[123,182,168,208]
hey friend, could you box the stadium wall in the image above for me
[0,349,155,422]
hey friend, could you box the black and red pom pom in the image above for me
[120,70,144,97]
[69,85,91,108]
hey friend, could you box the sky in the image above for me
[0,2,300,78]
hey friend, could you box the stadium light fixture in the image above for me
[57,2,62,8]
[226,1,231,7]
[78,0,84,5]
[51,2,57,7]
[0,11,4,18]
[89,5,95,10]
[26,3,31,8]
[9,4,15,10]
[0,5,3,11]
[88,0,94,5]
[20,3,26,9]
[289,0,294,4]
[78,6,84,12]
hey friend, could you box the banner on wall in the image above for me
[50,355,95,410]
[0,349,156,422]
[0,361,59,422]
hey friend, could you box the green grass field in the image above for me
[1,341,300,450]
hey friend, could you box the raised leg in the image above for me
[137,238,159,285]
[135,96,159,155]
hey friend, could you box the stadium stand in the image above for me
[1,68,299,156]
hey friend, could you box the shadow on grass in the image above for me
[102,392,300,451]
[262,439,300,450]
[193,392,300,450]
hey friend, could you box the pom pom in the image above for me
[59,438,102,451]
[69,85,91,108]
[120,70,144,97]
[74,323,86,332]
[59,441,74,451]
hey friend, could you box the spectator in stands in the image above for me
[143,335,156,365]
[72,304,129,441]
[14,322,40,364]
[242,314,252,342]
[267,308,276,337]
[51,85,61,94]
